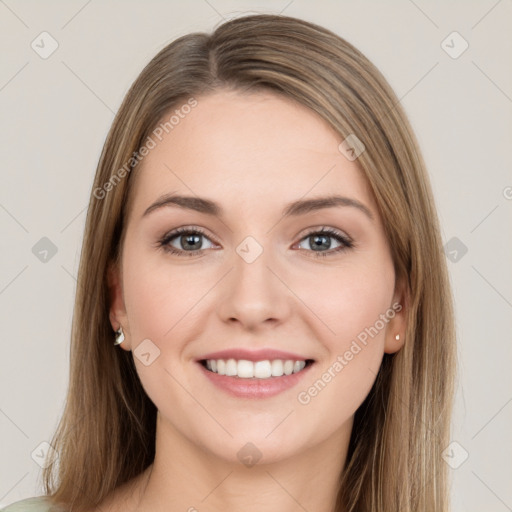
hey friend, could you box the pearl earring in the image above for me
[395,334,400,341]
[114,327,125,345]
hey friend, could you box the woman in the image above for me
[2,13,456,512]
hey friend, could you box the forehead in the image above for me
[128,89,376,220]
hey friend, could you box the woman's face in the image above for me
[110,89,405,464]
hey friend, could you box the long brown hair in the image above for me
[42,14,456,512]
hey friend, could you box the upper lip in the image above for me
[197,348,313,362]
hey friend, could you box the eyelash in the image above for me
[156,226,354,258]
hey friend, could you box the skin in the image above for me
[104,89,407,512]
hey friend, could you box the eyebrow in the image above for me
[142,193,374,221]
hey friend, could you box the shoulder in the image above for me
[0,496,64,512]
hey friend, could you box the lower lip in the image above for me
[198,361,314,399]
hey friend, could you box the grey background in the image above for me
[1,1,511,510]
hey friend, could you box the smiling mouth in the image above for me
[200,358,315,379]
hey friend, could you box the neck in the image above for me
[130,412,352,512]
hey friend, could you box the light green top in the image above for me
[0,497,61,512]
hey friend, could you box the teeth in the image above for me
[283,360,294,375]
[237,359,254,378]
[254,360,271,378]
[271,359,284,377]
[203,358,308,379]
[225,359,237,376]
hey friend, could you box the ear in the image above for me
[384,276,408,354]
[107,261,131,351]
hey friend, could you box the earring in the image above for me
[395,334,400,341]
[114,327,125,346]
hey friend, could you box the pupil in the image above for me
[311,234,330,251]
[183,234,201,250]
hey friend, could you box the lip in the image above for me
[197,348,311,362]
[197,358,315,399]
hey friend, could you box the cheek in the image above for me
[122,246,209,341]
[120,251,201,409]
[296,257,395,347]
[292,259,394,424]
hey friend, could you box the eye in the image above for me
[157,227,216,257]
[156,226,354,258]
[295,226,354,258]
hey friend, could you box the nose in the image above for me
[216,244,292,331]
